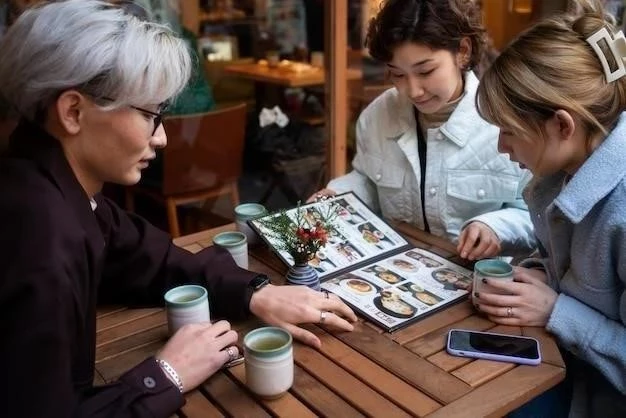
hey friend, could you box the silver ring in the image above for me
[226,346,237,362]
[320,311,328,324]
[506,306,514,318]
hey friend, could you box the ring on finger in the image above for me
[320,310,328,324]
[506,306,514,318]
[226,346,238,362]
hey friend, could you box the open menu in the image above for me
[249,193,472,332]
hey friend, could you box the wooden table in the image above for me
[223,62,362,88]
[95,223,565,418]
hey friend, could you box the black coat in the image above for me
[0,122,258,417]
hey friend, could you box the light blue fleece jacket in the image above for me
[522,113,626,418]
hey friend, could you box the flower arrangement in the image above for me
[256,201,338,265]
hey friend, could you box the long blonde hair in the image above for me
[477,0,626,144]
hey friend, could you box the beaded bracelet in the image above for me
[155,358,184,393]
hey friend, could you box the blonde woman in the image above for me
[474,1,626,416]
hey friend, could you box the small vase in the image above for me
[286,262,320,291]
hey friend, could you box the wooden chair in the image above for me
[126,103,247,237]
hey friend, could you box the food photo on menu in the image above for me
[333,198,367,225]
[321,247,473,331]
[430,268,473,292]
[357,222,394,250]
[387,257,419,273]
[397,283,444,307]
[308,250,337,273]
[361,265,405,285]
[249,193,472,331]
[405,250,443,268]
[325,274,381,296]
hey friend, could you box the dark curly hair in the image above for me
[366,0,487,71]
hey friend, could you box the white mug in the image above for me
[235,203,267,245]
[244,327,294,399]
[164,285,210,336]
[473,259,514,304]
[213,231,249,269]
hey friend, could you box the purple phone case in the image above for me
[446,329,542,366]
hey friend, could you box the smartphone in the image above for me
[446,329,541,366]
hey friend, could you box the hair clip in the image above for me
[586,27,626,83]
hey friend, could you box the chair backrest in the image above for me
[162,103,247,196]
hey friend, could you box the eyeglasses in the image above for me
[130,105,164,136]
[99,97,167,136]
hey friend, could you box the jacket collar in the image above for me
[384,71,486,147]
[555,113,626,223]
[8,121,105,252]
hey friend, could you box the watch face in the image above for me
[250,275,270,290]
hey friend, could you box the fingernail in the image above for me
[482,278,488,284]
[474,292,479,298]
[461,252,467,258]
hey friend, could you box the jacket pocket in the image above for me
[447,170,519,202]
[362,154,406,218]
[445,170,519,221]
[362,154,405,188]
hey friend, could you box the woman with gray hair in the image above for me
[0,1,356,417]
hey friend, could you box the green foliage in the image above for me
[257,201,338,264]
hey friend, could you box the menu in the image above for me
[250,193,472,332]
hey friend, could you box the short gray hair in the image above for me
[0,0,192,121]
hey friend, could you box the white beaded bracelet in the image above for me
[155,358,184,393]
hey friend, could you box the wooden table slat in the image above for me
[96,310,167,347]
[180,390,225,418]
[405,315,494,358]
[181,243,204,254]
[92,369,106,386]
[425,363,565,418]
[391,221,458,255]
[201,373,271,418]
[173,224,235,248]
[312,325,442,417]
[97,340,163,382]
[96,306,127,318]
[331,322,472,405]
[391,301,474,346]
[250,247,287,274]
[291,365,367,418]
[452,358,516,387]
[96,324,167,363]
[295,343,413,418]
[226,363,319,418]
[426,350,473,372]
[96,308,163,333]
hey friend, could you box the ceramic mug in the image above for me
[244,327,294,399]
[473,259,514,304]
[235,203,267,245]
[164,285,210,336]
[213,231,248,269]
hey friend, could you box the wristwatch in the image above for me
[249,274,271,292]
